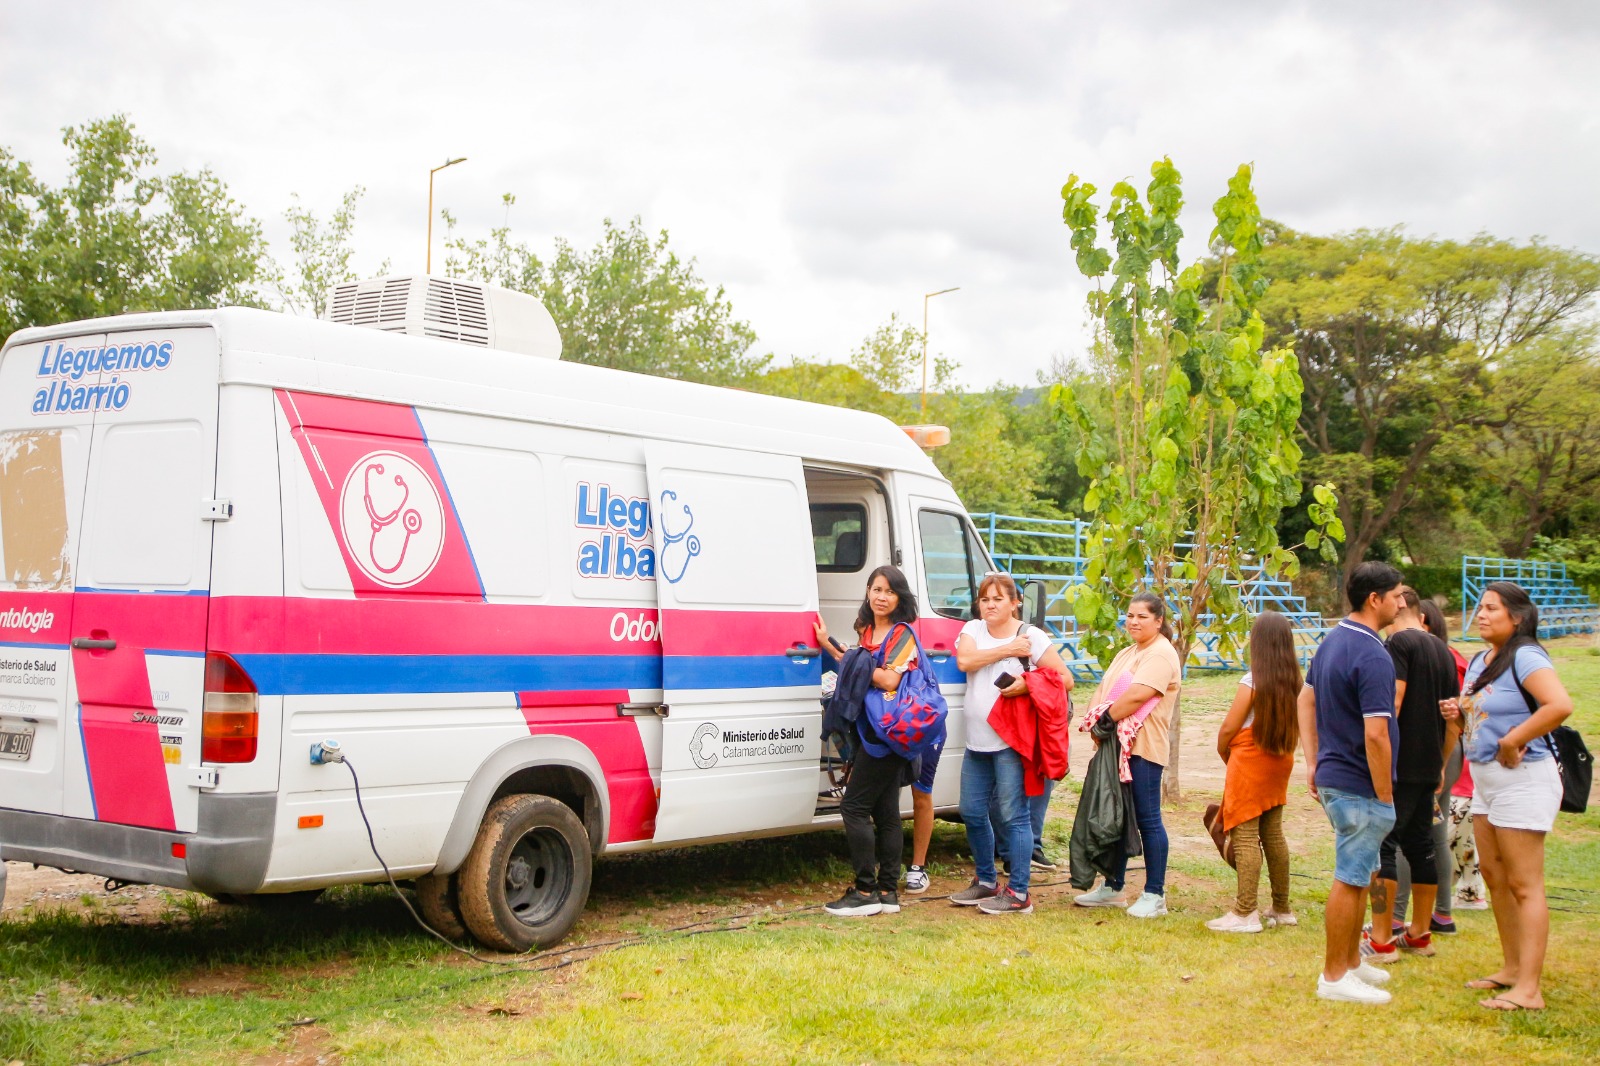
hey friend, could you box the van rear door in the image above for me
[0,333,102,820]
[646,444,824,842]
[67,328,219,833]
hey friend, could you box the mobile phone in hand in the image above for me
[994,671,1018,689]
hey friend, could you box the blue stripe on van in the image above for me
[230,653,821,696]
[664,654,821,690]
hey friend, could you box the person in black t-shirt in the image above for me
[1365,588,1461,963]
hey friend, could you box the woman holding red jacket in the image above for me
[950,572,1071,915]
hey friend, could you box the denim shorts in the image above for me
[1321,787,1396,888]
[912,734,944,795]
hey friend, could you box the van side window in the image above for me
[811,503,866,573]
[918,509,980,620]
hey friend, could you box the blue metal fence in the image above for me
[1460,556,1599,639]
[968,512,1333,679]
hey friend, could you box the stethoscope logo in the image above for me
[338,450,446,588]
[658,489,701,584]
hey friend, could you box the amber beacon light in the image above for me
[901,424,951,449]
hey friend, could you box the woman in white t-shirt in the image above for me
[948,572,1068,914]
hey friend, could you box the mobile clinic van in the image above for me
[0,276,1025,950]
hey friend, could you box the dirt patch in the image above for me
[1,861,191,921]
[242,1022,340,1066]
[178,963,266,997]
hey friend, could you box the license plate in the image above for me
[0,718,35,761]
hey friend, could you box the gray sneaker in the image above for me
[1073,883,1126,908]
[949,879,999,906]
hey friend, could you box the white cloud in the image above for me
[2,0,1596,388]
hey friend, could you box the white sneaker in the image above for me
[1205,910,1262,933]
[1455,897,1490,911]
[1317,972,1391,1004]
[1263,909,1298,927]
[1353,961,1392,986]
[1073,884,1126,908]
[904,865,929,894]
[1127,892,1167,919]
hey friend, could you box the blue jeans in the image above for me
[1321,786,1396,888]
[1107,754,1169,897]
[961,747,1032,896]
[990,778,1053,855]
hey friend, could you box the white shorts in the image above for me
[1469,756,1561,833]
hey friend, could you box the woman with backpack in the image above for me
[814,565,922,917]
[949,572,1070,915]
[1206,610,1300,933]
[1443,581,1573,1011]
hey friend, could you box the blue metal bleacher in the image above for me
[967,513,1333,680]
[1460,556,1599,639]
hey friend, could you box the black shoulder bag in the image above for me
[1509,654,1592,815]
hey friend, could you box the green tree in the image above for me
[277,186,386,318]
[0,115,267,339]
[1257,229,1600,576]
[445,210,764,386]
[1483,331,1600,555]
[1053,159,1339,797]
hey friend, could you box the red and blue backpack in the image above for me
[862,625,949,759]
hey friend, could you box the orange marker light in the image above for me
[298,815,324,829]
[900,424,951,449]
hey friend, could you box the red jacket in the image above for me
[987,668,1072,796]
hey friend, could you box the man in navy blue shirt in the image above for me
[1298,561,1405,1004]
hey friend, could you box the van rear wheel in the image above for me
[414,872,469,942]
[458,794,591,952]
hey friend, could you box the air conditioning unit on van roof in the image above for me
[325,275,563,359]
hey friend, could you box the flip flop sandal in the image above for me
[1465,978,1512,990]
[1480,996,1541,1012]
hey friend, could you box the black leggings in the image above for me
[840,746,908,893]
[1379,781,1437,885]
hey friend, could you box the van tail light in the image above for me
[203,652,258,763]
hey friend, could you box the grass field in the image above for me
[3,638,1598,1065]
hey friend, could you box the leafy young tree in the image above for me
[1053,159,1340,797]
[0,115,267,339]
[277,186,386,318]
[445,210,764,386]
[1257,228,1600,576]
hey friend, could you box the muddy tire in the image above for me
[458,794,591,952]
[414,871,469,942]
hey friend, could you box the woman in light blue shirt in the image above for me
[1444,582,1572,1013]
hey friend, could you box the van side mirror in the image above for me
[1022,580,1048,630]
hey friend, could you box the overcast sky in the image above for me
[4,1,1597,385]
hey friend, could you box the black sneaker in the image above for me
[877,890,901,914]
[824,888,882,917]
[1030,847,1058,871]
[1430,914,1458,935]
[949,879,999,906]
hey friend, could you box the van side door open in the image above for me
[646,444,824,842]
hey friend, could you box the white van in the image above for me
[0,279,1023,949]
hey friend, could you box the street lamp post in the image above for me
[426,157,468,273]
[921,286,959,420]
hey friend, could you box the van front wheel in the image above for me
[458,794,591,952]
